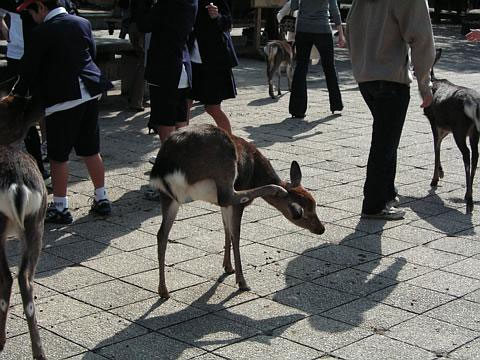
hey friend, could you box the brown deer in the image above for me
[150,124,324,299]
[0,93,47,359]
[264,40,295,99]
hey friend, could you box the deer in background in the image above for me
[0,93,47,359]
[264,40,295,99]
[424,49,480,213]
[150,124,324,299]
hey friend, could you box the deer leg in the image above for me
[453,131,473,213]
[220,211,234,274]
[277,68,282,96]
[267,60,275,99]
[221,206,249,291]
[470,131,479,210]
[157,193,180,299]
[431,126,448,186]
[19,216,45,360]
[0,216,12,353]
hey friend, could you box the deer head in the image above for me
[0,95,44,145]
[264,161,325,235]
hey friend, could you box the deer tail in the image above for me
[464,97,480,132]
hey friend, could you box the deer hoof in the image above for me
[34,356,46,360]
[158,286,170,299]
[439,169,444,179]
[238,280,250,292]
[430,179,438,187]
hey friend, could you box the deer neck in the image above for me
[252,150,282,189]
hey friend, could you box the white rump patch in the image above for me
[0,299,7,312]
[25,302,35,317]
[0,185,43,232]
[464,99,480,132]
[151,170,218,205]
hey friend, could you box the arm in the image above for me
[466,29,480,42]
[0,14,8,42]
[206,0,232,32]
[394,0,435,106]
[328,0,344,47]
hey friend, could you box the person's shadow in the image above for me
[244,114,340,147]
[91,276,305,357]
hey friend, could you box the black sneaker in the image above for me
[45,203,73,224]
[361,206,406,221]
[90,199,112,216]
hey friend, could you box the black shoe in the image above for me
[361,206,406,221]
[45,203,73,224]
[90,199,112,216]
[331,106,343,114]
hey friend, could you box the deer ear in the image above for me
[288,202,303,220]
[290,161,302,187]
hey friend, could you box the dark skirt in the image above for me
[189,62,237,105]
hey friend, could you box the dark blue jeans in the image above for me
[359,81,410,214]
[289,32,343,116]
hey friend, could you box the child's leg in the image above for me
[83,153,105,191]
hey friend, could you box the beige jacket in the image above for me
[346,0,435,98]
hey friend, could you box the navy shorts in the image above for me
[46,99,100,162]
[148,85,189,127]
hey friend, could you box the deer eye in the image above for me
[288,203,304,220]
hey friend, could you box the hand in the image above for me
[206,3,219,19]
[421,94,433,108]
[466,29,480,42]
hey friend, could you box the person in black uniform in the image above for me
[188,0,238,134]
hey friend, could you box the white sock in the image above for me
[94,187,108,202]
[53,196,68,212]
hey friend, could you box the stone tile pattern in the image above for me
[2,27,480,359]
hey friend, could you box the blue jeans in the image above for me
[359,81,410,214]
[289,32,343,116]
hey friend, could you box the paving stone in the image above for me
[213,335,323,360]
[342,234,415,256]
[426,236,480,256]
[81,252,158,278]
[335,216,409,234]
[274,315,372,353]
[174,253,243,281]
[97,332,205,359]
[221,267,304,297]
[103,229,158,251]
[158,313,260,351]
[425,299,480,331]
[9,252,74,276]
[11,294,99,327]
[4,314,29,339]
[443,258,480,280]
[44,239,121,264]
[354,257,433,281]
[215,298,306,333]
[67,280,155,310]
[409,216,474,236]
[260,232,330,255]
[263,255,344,282]
[465,289,480,303]
[332,334,436,360]
[237,222,292,241]
[322,298,415,331]
[121,267,207,294]
[142,222,204,241]
[367,283,455,314]
[393,246,465,269]
[388,315,478,354]
[237,243,296,268]
[1,328,86,360]
[132,243,208,266]
[379,225,444,245]
[449,338,480,360]
[67,352,108,359]
[406,270,480,296]
[313,268,398,297]
[111,297,207,331]
[49,312,148,350]
[35,265,114,293]
[269,282,357,314]
[258,215,308,233]
[176,229,249,255]
[305,244,380,267]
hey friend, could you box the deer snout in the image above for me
[312,222,325,235]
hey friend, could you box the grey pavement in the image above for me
[3,25,480,359]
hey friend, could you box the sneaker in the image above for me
[45,203,73,224]
[90,199,112,216]
[386,196,400,208]
[361,206,406,221]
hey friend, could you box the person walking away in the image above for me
[346,0,435,220]
[288,0,345,118]
[14,0,113,224]
[187,0,237,134]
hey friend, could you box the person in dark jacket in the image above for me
[187,0,237,134]
[140,0,198,142]
[13,0,113,224]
